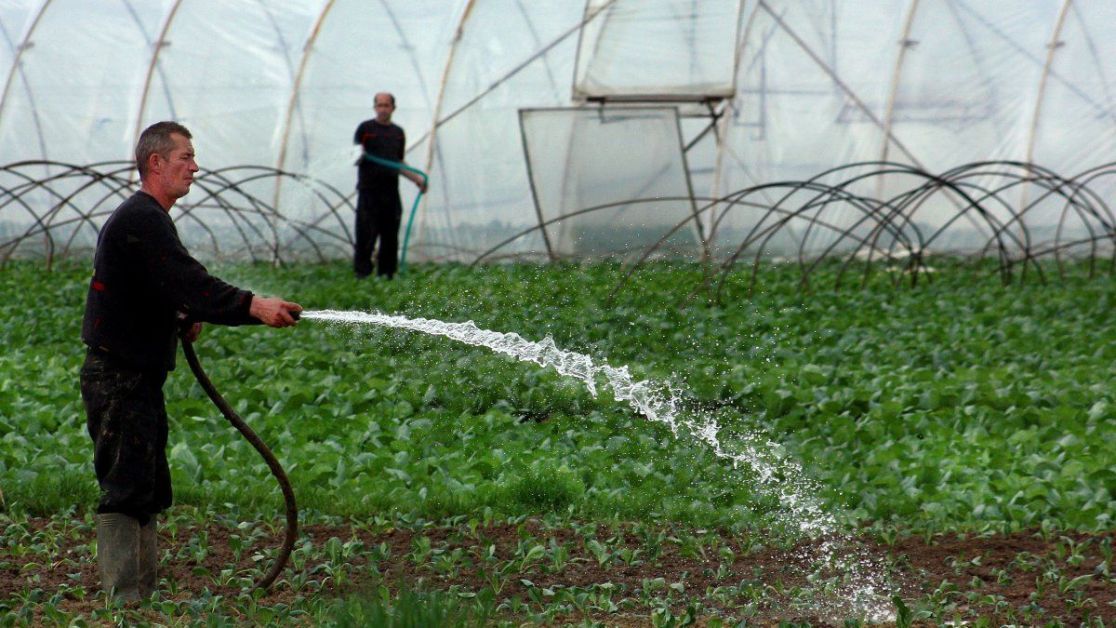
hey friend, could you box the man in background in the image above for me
[81,121,302,600]
[353,92,427,279]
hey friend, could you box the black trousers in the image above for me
[353,185,403,278]
[80,351,170,525]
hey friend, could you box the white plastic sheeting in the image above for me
[721,0,1116,258]
[0,0,1113,263]
[573,0,741,100]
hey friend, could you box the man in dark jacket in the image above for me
[352,92,427,279]
[80,121,302,601]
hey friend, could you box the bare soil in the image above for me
[2,516,1114,625]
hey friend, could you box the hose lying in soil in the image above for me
[182,338,297,592]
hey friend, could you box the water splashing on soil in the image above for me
[303,309,896,621]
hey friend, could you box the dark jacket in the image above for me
[81,191,255,372]
[354,119,405,190]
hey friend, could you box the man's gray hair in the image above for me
[135,121,192,178]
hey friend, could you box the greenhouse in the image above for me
[2,2,1116,624]
[0,0,1113,274]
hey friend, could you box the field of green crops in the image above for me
[1,259,1114,625]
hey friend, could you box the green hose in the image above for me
[362,152,428,273]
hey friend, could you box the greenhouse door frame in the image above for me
[519,105,707,262]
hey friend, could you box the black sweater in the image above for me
[354,119,405,190]
[82,191,255,372]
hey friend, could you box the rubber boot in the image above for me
[96,513,142,602]
[138,518,158,598]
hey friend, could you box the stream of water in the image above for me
[302,309,895,620]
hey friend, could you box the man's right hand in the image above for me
[250,296,302,328]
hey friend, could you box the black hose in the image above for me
[181,338,298,592]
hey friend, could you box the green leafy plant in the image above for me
[1,259,1114,624]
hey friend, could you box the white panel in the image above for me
[521,107,699,260]
[574,0,741,100]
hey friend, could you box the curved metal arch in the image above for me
[916,178,1035,282]
[705,161,927,250]
[411,0,622,258]
[955,166,1069,283]
[31,162,136,233]
[1024,0,1071,167]
[55,165,142,259]
[129,0,186,164]
[121,0,178,138]
[0,0,53,161]
[1066,162,1116,229]
[0,166,72,264]
[754,0,923,168]
[835,162,1067,284]
[0,160,354,266]
[713,179,922,299]
[377,0,437,111]
[1050,163,1116,278]
[260,0,311,179]
[0,160,136,266]
[274,0,336,197]
[35,165,137,262]
[470,195,702,266]
[878,0,921,167]
[166,175,266,262]
[689,184,896,300]
[178,164,354,263]
[795,170,935,276]
[793,191,921,291]
[709,1,767,248]
[194,166,352,263]
[6,159,1116,281]
[886,163,1040,251]
[517,0,567,104]
[411,0,477,259]
[193,164,348,262]
[620,185,913,303]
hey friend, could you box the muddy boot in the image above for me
[96,513,142,602]
[138,518,158,598]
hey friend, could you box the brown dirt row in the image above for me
[2,516,1114,625]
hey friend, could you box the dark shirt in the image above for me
[354,120,405,190]
[81,191,255,372]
